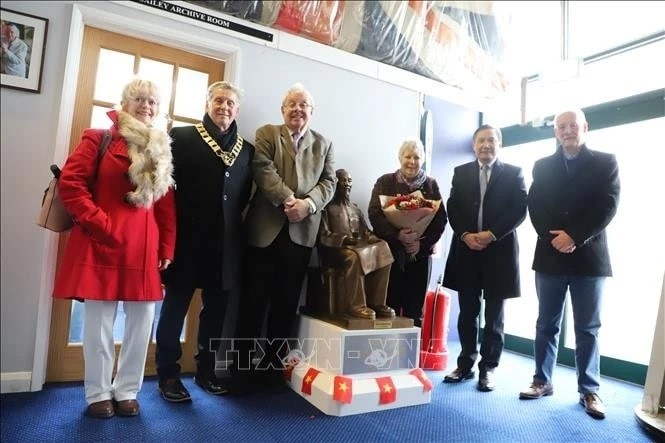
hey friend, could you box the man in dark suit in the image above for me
[237,83,336,382]
[155,81,254,402]
[443,124,527,392]
[519,109,620,420]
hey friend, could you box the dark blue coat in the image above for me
[528,145,620,277]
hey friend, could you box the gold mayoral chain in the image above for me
[195,123,244,167]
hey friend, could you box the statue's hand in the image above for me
[367,235,382,244]
[342,235,358,246]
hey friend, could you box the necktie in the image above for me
[292,132,300,154]
[478,165,489,231]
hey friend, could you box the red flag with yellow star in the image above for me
[300,367,321,395]
[375,376,397,404]
[409,368,433,392]
[332,375,353,403]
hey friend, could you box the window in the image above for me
[568,1,665,58]
[483,1,664,128]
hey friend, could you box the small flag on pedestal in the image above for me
[300,367,321,395]
[332,375,353,403]
[375,376,397,404]
[410,368,433,392]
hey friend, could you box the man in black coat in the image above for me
[519,109,619,420]
[443,124,527,392]
[155,81,254,402]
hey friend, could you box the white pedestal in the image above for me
[288,315,432,416]
[634,273,665,440]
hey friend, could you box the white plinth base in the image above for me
[296,315,421,375]
[289,315,431,416]
[287,364,432,416]
[634,404,665,441]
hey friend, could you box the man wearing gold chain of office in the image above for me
[156,81,254,403]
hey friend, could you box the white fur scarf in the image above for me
[118,111,174,208]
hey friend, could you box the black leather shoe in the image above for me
[443,368,475,383]
[369,304,396,319]
[194,375,229,395]
[158,378,192,403]
[477,371,495,392]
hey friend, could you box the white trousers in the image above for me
[83,300,155,404]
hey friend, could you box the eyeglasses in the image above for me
[283,102,312,111]
[132,96,159,106]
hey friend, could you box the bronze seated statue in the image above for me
[316,169,395,320]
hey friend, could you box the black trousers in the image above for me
[236,224,312,370]
[386,255,431,327]
[155,285,230,381]
[456,290,505,373]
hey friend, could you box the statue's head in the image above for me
[335,169,352,202]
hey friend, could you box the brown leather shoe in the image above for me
[85,400,114,419]
[519,381,554,399]
[115,399,140,417]
[580,393,606,419]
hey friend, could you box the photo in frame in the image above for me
[1,8,48,93]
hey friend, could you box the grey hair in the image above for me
[207,81,243,103]
[398,138,425,160]
[7,24,19,35]
[282,83,315,109]
[554,108,587,125]
[120,78,161,108]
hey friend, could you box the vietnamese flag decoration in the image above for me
[410,368,433,392]
[375,376,397,404]
[300,367,321,395]
[332,376,353,403]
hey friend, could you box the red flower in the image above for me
[383,194,434,210]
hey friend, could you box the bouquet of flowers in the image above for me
[379,191,441,259]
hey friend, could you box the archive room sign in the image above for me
[133,0,274,43]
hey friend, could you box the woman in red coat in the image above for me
[52,78,176,419]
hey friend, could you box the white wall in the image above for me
[0,0,480,392]
[1,1,76,393]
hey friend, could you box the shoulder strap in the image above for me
[97,129,111,159]
[93,129,112,181]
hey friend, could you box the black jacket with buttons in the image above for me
[161,116,254,291]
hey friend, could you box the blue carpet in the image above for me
[1,344,655,442]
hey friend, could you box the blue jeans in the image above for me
[533,272,604,395]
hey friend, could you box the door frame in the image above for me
[33,2,240,391]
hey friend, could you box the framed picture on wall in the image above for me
[1,8,48,93]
